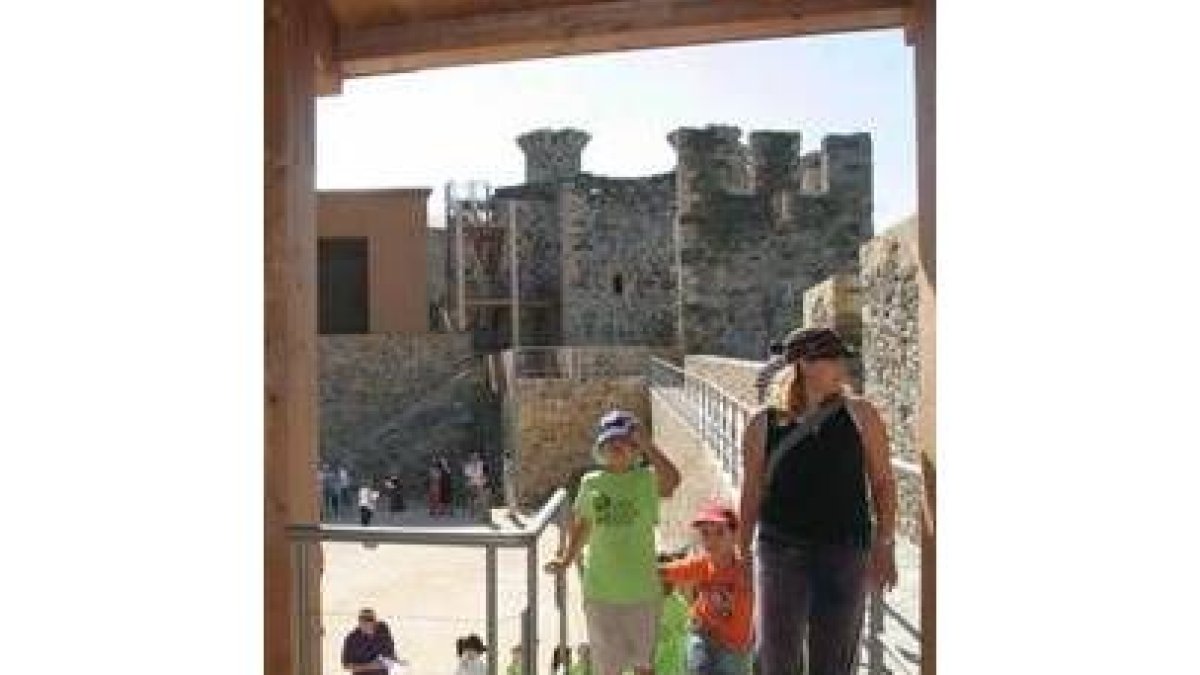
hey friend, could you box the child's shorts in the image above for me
[583,599,661,673]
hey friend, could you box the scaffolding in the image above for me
[446,180,513,351]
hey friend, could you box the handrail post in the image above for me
[527,538,539,675]
[291,540,313,675]
[867,589,885,673]
[487,545,499,675]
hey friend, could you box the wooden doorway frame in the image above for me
[265,1,935,672]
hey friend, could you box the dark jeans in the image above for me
[360,507,374,526]
[687,630,750,675]
[753,534,868,675]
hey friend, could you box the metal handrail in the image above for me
[286,487,567,547]
[287,489,568,675]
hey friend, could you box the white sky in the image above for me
[316,28,916,231]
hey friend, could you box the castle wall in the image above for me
[673,126,872,359]
[319,332,482,480]
[559,173,678,346]
[505,376,651,507]
[860,217,921,542]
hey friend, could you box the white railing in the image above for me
[648,357,749,487]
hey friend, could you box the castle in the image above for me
[436,125,873,360]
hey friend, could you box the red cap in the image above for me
[690,501,737,529]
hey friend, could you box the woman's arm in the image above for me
[852,397,899,590]
[737,409,769,560]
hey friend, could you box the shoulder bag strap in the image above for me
[762,396,845,492]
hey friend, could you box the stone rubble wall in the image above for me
[802,272,866,388]
[320,332,484,482]
[505,377,651,508]
[860,217,922,542]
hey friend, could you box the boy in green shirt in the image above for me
[546,410,682,675]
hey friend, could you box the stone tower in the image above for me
[821,133,873,238]
[516,128,591,183]
[670,125,873,359]
[748,131,804,196]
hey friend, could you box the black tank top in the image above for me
[759,400,872,548]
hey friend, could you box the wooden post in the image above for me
[908,0,936,672]
[265,1,333,673]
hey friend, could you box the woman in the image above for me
[737,327,899,675]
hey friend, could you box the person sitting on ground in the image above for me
[545,409,682,675]
[660,502,754,675]
[454,634,488,675]
[342,608,396,675]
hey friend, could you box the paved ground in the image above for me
[317,508,588,675]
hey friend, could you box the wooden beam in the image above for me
[337,0,910,77]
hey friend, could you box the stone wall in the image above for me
[505,377,651,507]
[560,173,677,346]
[860,217,921,542]
[682,354,762,409]
[671,126,872,360]
[320,333,488,480]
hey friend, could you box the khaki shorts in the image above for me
[583,599,661,673]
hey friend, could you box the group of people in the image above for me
[339,326,898,675]
[320,465,408,526]
[543,327,899,675]
[427,452,492,521]
[321,452,495,526]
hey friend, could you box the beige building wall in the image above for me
[318,188,431,334]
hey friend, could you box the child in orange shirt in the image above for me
[659,502,753,675]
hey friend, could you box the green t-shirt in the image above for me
[574,467,660,603]
[654,591,691,675]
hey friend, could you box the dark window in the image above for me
[612,273,624,296]
[319,237,370,334]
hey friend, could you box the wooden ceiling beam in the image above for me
[336,0,910,77]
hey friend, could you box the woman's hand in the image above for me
[868,539,898,592]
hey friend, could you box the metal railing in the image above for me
[647,356,923,674]
[287,488,569,675]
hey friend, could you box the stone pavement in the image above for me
[317,509,588,675]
